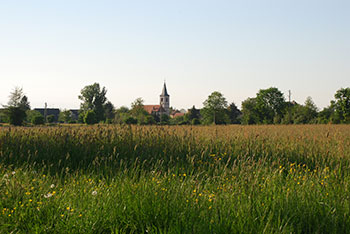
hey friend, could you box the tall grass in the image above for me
[1,125,350,233]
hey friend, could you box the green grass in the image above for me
[1,125,350,233]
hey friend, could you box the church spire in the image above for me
[160,82,170,115]
[161,82,169,97]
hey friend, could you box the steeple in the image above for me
[160,82,170,115]
[161,82,169,97]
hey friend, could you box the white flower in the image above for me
[11,171,16,175]
[44,192,53,198]
[50,184,55,188]
[91,191,97,196]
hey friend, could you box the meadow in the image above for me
[1,125,350,233]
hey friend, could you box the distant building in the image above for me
[143,82,170,116]
[170,111,185,118]
[34,108,60,122]
[143,105,166,116]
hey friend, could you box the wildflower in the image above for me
[66,207,70,210]
[29,199,32,202]
[183,173,186,177]
[44,192,53,198]
[208,199,212,202]
[79,214,82,217]
[193,189,196,193]
[11,171,16,175]
[92,191,97,196]
[25,192,31,195]
[50,184,55,188]
[209,206,212,209]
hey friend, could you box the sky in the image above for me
[0,0,349,110]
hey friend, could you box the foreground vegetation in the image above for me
[1,125,350,233]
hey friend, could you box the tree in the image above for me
[303,97,318,123]
[114,106,130,124]
[6,107,27,126]
[286,97,318,124]
[255,87,286,124]
[84,110,97,125]
[59,110,73,123]
[227,102,241,124]
[160,114,170,125]
[187,106,200,121]
[104,101,115,122]
[201,91,228,124]
[333,88,350,123]
[26,110,43,124]
[79,83,108,122]
[318,105,334,124]
[5,87,30,126]
[241,98,259,124]
[131,98,150,125]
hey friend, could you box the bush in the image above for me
[32,115,45,125]
[191,118,201,125]
[46,115,55,123]
[124,116,137,125]
[84,110,97,125]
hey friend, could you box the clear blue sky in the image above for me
[0,0,349,110]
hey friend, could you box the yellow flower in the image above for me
[29,199,32,202]
[209,206,212,209]
[199,193,202,197]
[79,214,82,217]
[193,189,196,193]
[208,199,212,202]
[25,192,31,195]
[183,173,186,177]
[66,207,70,210]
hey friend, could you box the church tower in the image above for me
[160,82,170,115]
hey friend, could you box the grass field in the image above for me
[1,125,350,233]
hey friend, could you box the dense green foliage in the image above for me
[1,125,350,233]
[84,110,97,125]
[79,83,111,123]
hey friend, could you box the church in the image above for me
[143,82,170,116]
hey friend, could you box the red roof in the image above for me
[143,105,161,114]
[172,112,185,118]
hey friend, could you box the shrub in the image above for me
[32,115,45,125]
[46,115,55,123]
[84,110,97,125]
[124,116,137,125]
[191,118,200,125]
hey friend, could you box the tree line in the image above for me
[1,83,349,126]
